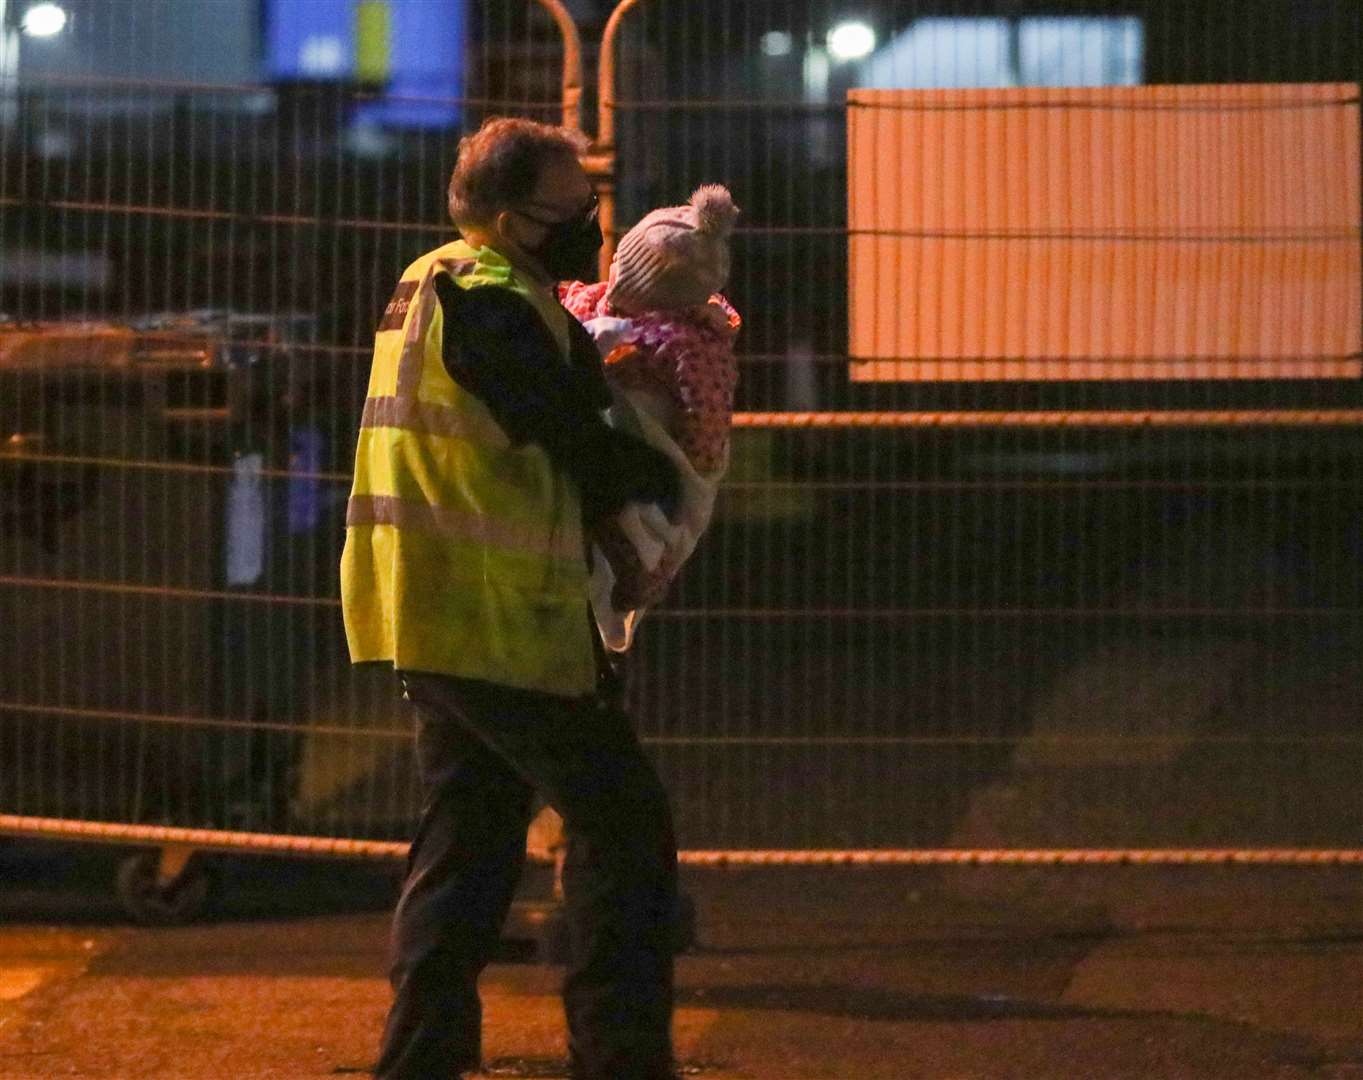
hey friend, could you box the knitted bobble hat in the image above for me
[605,184,740,314]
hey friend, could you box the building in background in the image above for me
[267,0,468,129]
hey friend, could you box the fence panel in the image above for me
[2,0,1361,863]
[607,0,1363,850]
[0,0,578,847]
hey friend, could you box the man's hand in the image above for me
[433,274,679,527]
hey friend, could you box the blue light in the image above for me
[354,0,467,130]
[265,0,467,129]
[267,0,353,81]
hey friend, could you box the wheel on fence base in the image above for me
[115,849,214,925]
[533,890,697,966]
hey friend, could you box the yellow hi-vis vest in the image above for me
[339,239,597,697]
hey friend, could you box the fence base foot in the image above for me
[116,849,214,925]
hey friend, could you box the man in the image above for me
[341,117,683,1080]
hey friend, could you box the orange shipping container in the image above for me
[847,83,1362,381]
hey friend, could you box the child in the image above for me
[560,184,741,651]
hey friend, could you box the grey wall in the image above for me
[16,0,260,85]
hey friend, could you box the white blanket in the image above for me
[587,318,726,652]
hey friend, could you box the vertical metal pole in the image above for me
[534,0,619,279]
[530,0,584,133]
[599,0,649,150]
[592,0,649,279]
[0,0,18,133]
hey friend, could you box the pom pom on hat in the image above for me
[606,184,740,314]
[689,184,740,238]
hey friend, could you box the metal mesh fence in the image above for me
[0,0,578,843]
[2,0,1362,858]
[609,0,1363,850]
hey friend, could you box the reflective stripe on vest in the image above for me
[393,256,474,400]
[346,493,582,563]
[359,395,509,448]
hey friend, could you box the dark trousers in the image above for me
[374,671,678,1080]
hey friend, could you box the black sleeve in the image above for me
[432,275,680,525]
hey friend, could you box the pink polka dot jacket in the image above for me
[559,280,741,476]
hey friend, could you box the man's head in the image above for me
[448,117,601,284]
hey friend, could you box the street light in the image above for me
[20,2,67,38]
[826,20,875,61]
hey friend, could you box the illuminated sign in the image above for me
[266,0,467,128]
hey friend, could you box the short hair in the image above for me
[447,117,589,228]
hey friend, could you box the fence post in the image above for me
[0,0,17,133]
[590,0,649,278]
[530,0,584,133]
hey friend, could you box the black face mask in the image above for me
[522,201,603,283]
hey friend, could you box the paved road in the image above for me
[3,843,1363,1078]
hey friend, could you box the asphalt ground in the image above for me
[3,842,1363,1079]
